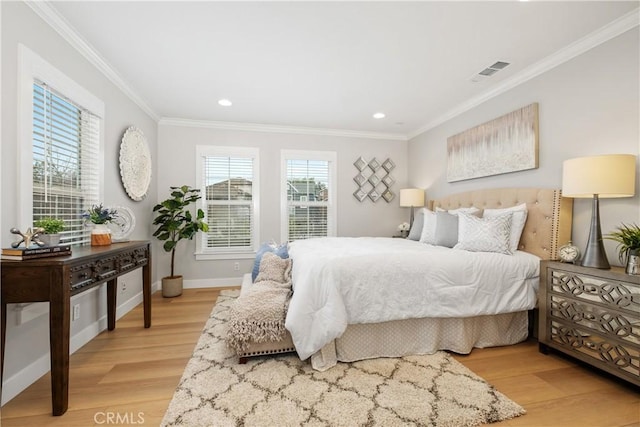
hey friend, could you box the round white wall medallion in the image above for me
[119,126,152,201]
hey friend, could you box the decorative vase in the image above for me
[625,249,639,275]
[40,234,61,247]
[91,224,112,246]
[162,276,183,298]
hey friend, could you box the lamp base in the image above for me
[580,195,610,269]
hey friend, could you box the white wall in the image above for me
[408,28,640,267]
[1,2,158,403]
[156,122,408,283]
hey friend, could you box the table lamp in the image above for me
[562,154,636,269]
[400,188,425,228]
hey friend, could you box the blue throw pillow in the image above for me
[251,242,289,282]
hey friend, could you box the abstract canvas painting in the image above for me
[447,103,539,182]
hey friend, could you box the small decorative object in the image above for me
[382,189,395,203]
[368,188,382,202]
[119,126,152,201]
[10,227,45,248]
[382,174,395,187]
[605,223,640,275]
[397,222,410,238]
[368,174,381,187]
[153,185,209,297]
[558,240,580,264]
[353,173,367,186]
[33,218,65,247]
[353,156,367,172]
[107,206,136,242]
[353,188,367,202]
[83,204,118,246]
[368,158,381,172]
[382,158,395,173]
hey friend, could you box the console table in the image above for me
[1,241,152,415]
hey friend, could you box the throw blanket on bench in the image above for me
[226,252,292,354]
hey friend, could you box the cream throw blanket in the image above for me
[226,252,292,354]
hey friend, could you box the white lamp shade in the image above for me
[562,154,636,198]
[399,188,425,207]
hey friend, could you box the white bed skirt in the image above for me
[311,311,529,371]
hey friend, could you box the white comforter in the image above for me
[285,237,540,360]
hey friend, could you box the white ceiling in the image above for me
[42,1,638,139]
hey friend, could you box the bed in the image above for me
[285,188,573,371]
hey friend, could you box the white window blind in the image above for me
[32,82,100,245]
[283,153,335,241]
[201,153,256,252]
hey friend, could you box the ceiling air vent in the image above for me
[470,61,511,83]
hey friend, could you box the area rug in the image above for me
[162,290,525,427]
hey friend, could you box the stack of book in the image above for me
[1,244,72,261]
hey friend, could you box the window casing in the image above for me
[19,45,104,246]
[196,146,259,259]
[281,150,337,242]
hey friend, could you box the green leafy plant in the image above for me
[82,204,118,224]
[34,218,65,234]
[153,185,209,278]
[605,222,640,262]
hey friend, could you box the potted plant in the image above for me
[34,217,65,246]
[82,204,118,246]
[153,185,209,297]
[605,222,640,274]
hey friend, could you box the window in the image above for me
[281,150,336,242]
[19,45,104,245]
[196,146,259,258]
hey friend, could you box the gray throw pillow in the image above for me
[407,208,425,241]
[433,211,459,248]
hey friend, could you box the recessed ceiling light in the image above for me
[373,112,386,119]
[218,99,232,107]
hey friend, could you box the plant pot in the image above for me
[91,224,112,246]
[39,233,61,247]
[162,276,183,298]
[625,249,639,275]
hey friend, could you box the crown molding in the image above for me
[26,1,159,122]
[159,117,408,141]
[408,7,640,140]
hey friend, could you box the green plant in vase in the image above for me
[153,185,209,297]
[605,222,640,274]
[34,217,65,246]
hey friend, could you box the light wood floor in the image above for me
[1,288,638,426]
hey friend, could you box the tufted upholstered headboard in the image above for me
[429,188,573,261]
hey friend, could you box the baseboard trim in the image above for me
[183,277,243,288]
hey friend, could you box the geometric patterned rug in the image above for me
[161,290,525,427]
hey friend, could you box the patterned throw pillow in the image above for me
[453,213,513,255]
[255,252,292,285]
[252,242,289,282]
[483,203,528,253]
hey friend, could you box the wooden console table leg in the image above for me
[50,269,70,416]
[107,278,117,331]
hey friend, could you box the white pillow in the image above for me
[419,209,437,244]
[435,206,481,216]
[454,212,513,255]
[483,203,528,253]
